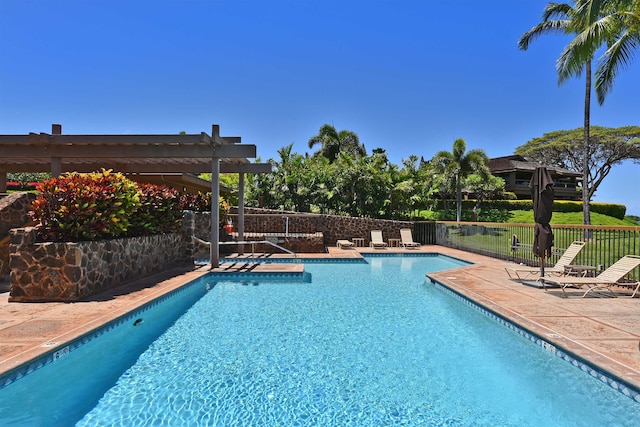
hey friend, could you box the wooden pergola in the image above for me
[0,124,272,268]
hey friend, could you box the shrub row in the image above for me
[5,181,38,191]
[30,170,230,242]
[458,199,626,219]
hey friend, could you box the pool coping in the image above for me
[1,245,639,399]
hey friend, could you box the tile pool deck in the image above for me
[1,245,639,393]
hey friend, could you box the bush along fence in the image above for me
[456,200,627,220]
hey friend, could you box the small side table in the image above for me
[352,238,365,247]
[564,265,597,277]
[388,238,401,248]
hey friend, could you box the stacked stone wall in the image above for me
[9,215,194,302]
[0,192,36,277]
[193,208,414,253]
[239,233,324,254]
[238,207,413,246]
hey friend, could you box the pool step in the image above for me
[209,263,310,283]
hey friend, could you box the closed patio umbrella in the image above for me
[530,166,554,276]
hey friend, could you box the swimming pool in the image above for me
[1,254,639,426]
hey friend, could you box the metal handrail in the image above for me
[220,240,298,261]
[193,236,298,261]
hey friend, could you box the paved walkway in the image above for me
[1,245,639,393]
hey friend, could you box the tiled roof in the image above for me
[488,155,581,177]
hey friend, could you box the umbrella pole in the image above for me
[540,255,545,277]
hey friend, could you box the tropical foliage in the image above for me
[519,0,599,226]
[519,0,640,225]
[431,138,490,222]
[560,0,640,104]
[179,192,230,226]
[30,171,232,241]
[128,183,182,235]
[6,172,49,190]
[307,124,366,163]
[245,136,501,220]
[31,169,141,241]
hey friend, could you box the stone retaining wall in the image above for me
[9,216,194,302]
[192,208,414,254]
[0,192,36,277]
[236,208,413,246]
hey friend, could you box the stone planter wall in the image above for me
[0,192,36,277]
[9,215,194,302]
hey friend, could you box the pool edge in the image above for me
[426,273,640,404]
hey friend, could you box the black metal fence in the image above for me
[414,221,640,281]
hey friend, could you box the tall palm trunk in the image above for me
[456,175,462,222]
[583,59,592,231]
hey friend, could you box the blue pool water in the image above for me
[1,254,639,426]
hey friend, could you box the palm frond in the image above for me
[519,20,570,50]
[595,29,639,103]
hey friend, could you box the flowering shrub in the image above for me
[30,171,232,241]
[179,192,211,211]
[30,170,141,241]
[7,172,48,190]
[5,181,37,191]
[128,183,182,235]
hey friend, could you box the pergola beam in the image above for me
[0,124,272,270]
[0,162,272,174]
[0,141,255,159]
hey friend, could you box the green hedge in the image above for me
[457,199,626,219]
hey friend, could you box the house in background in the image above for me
[488,155,581,200]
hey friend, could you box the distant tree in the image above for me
[245,145,298,210]
[329,151,392,217]
[308,124,366,163]
[519,1,604,225]
[264,144,317,212]
[430,138,490,222]
[515,125,640,203]
[388,155,419,218]
[464,173,506,213]
[199,173,240,206]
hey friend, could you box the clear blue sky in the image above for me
[1,0,639,215]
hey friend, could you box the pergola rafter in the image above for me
[0,123,272,268]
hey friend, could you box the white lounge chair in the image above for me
[400,228,420,249]
[539,255,640,298]
[370,230,388,249]
[336,239,355,249]
[505,241,586,281]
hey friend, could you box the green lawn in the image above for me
[507,210,638,226]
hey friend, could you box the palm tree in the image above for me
[308,124,366,163]
[431,138,489,222]
[519,1,600,226]
[559,0,640,104]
